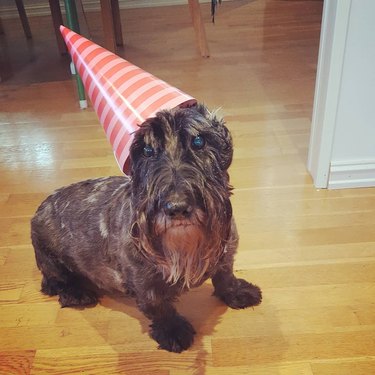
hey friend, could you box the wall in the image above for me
[328,0,375,188]
[308,0,375,189]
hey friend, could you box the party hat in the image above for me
[60,25,197,173]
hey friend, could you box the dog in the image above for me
[31,103,262,352]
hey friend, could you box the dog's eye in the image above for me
[143,145,154,158]
[191,135,205,150]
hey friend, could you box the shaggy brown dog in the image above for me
[31,104,262,352]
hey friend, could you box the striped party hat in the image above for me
[60,25,197,174]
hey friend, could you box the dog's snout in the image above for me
[165,201,192,218]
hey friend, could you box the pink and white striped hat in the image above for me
[60,26,197,174]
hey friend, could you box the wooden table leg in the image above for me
[188,0,210,57]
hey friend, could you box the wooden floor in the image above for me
[1,1,375,374]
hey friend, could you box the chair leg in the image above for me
[188,0,210,57]
[15,0,32,39]
[49,0,68,54]
[0,17,4,35]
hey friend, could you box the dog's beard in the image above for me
[161,224,208,288]
[138,209,222,289]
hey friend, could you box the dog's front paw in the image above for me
[150,315,196,353]
[214,278,262,309]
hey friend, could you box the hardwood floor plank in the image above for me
[174,363,314,375]
[0,323,109,351]
[32,345,201,374]
[0,247,11,266]
[0,350,35,375]
[0,282,24,303]
[212,330,375,366]
[310,358,375,375]
[0,303,59,328]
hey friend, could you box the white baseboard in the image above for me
[328,160,375,189]
[0,0,214,19]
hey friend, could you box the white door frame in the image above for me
[307,0,352,188]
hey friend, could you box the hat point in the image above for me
[60,27,197,174]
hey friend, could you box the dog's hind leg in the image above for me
[32,235,99,308]
[53,274,99,308]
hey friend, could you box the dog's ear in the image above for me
[194,104,233,171]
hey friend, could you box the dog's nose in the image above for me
[165,201,192,218]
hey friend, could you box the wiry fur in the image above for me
[31,103,262,352]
